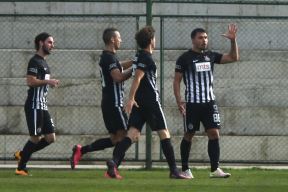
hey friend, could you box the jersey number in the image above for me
[213,114,220,123]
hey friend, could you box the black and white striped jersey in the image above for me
[26,54,51,110]
[175,49,222,103]
[99,50,124,107]
[133,50,160,106]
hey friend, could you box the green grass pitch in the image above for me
[0,168,287,192]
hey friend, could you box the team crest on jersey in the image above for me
[37,127,41,134]
[204,55,210,61]
[188,123,193,130]
[213,105,218,112]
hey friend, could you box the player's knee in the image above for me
[128,135,139,143]
[45,135,56,144]
[117,130,127,139]
[111,131,126,144]
[133,134,141,142]
[110,137,122,144]
[207,129,219,140]
[184,132,194,141]
[30,136,41,144]
[127,128,140,143]
[47,138,56,144]
[158,129,171,140]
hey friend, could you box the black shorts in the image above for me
[128,102,167,132]
[101,104,128,134]
[184,101,221,133]
[25,107,55,136]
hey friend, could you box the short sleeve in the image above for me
[106,55,119,72]
[27,59,38,76]
[136,55,149,71]
[175,55,184,73]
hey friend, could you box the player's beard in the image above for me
[115,42,120,50]
[201,43,207,51]
[42,45,51,55]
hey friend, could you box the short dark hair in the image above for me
[191,28,206,39]
[135,26,155,49]
[102,28,118,45]
[34,32,52,50]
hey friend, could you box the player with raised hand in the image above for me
[173,24,239,178]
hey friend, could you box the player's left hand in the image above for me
[177,101,186,116]
[125,99,139,115]
[49,79,60,88]
[221,23,238,41]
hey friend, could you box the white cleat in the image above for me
[181,169,194,179]
[210,168,231,178]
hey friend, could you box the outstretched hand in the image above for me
[221,23,238,41]
[49,79,60,88]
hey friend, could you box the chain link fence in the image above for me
[157,16,288,163]
[0,2,288,164]
[154,0,288,3]
[0,15,144,160]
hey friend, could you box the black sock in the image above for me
[18,140,37,170]
[116,152,125,167]
[160,138,177,173]
[180,138,192,171]
[208,139,220,172]
[34,138,50,152]
[81,138,114,155]
[112,137,132,166]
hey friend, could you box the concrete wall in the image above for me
[1,135,287,162]
[0,1,288,161]
[1,1,288,17]
[1,48,288,135]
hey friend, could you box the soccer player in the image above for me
[70,28,133,169]
[173,24,239,178]
[14,32,59,176]
[105,26,189,179]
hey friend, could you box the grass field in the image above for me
[0,168,287,192]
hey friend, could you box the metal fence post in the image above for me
[145,0,153,170]
[159,16,165,160]
[135,16,140,161]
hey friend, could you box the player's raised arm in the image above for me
[110,67,132,83]
[120,59,133,70]
[220,23,239,64]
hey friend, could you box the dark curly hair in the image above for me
[135,26,155,49]
[191,28,206,39]
[34,32,52,50]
